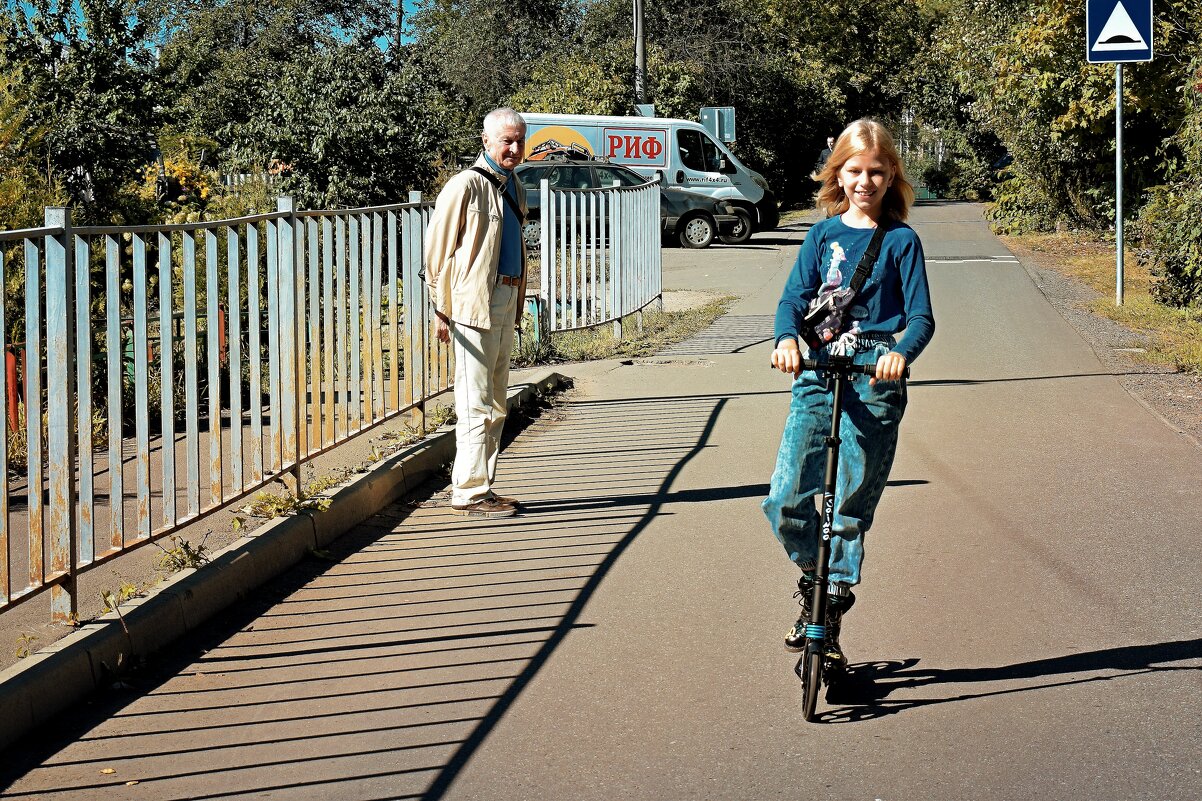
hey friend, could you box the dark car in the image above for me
[514,158,741,249]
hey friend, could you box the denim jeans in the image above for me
[761,340,906,588]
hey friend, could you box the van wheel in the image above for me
[679,214,716,248]
[719,209,753,245]
[522,217,541,248]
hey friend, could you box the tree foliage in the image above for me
[1135,55,1202,306]
[408,0,579,132]
[147,0,394,167]
[246,46,455,208]
[0,66,67,231]
[931,0,1202,234]
[0,0,1198,313]
[2,0,159,222]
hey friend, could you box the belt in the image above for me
[853,332,895,344]
[496,274,522,287]
[823,332,894,353]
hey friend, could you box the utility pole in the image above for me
[396,0,405,53]
[633,0,645,103]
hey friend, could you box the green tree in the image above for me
[1135,54,1202,307]
[932,0,1200,232]
[0,65,67,231]
[510,48,630,117]
[510,0,848,205]
[2,0,159,222]
[753,0,930,124]
[148,0,394,171]
[245,45,456,208]
[408,0,579,131]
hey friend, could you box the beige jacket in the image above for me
[423,154,528,329]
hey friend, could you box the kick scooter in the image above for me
[793,353,897,722]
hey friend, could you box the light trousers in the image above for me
[450,282,519,505]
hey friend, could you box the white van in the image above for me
[520,113,779,235]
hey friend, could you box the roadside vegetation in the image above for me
[0,0,1199,346]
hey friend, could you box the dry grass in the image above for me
[1001,232,1202,374]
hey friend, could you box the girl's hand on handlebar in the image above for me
[872,351,907,385]
[771,338,802,377]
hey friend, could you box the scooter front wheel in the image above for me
[797,645,823,721]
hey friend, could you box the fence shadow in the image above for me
[0,389,737,801]
[657,314,776,356]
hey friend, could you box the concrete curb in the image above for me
[0,369,566,753]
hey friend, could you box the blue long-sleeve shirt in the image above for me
[482,152,523,277]
[774,215,935,363]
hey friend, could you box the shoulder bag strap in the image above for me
[847,224,887,294]
[470,166,526,224]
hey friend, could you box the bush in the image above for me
[1135,183,1202,307]
[1133,59,1202,308]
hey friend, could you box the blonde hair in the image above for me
[814,119,915,222]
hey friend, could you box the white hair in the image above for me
[483,107,527,135]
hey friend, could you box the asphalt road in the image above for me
[1,202,1199,800]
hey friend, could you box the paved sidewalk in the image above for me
[0,334,788,799]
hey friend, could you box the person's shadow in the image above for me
[817,637,1202,724]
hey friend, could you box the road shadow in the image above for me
[914,199,973,208]
[817,638,1202,724]
[909,370,1172,387]
[657,314,776,356]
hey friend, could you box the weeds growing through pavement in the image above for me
[234,472,346,525]
[14,632,38,659]
[154,534,212,576]
[100,582,143,612]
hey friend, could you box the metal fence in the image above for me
[0,193,449,622]
[538,177,662,336]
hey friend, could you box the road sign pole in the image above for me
[1116,62,1124,306]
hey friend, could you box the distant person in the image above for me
[764,119,935,673]
[424,107,528,518]
[813,135,836,177]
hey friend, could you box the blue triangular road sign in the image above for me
[1087,0,1154,63]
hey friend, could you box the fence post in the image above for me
[610,188,623,339]
[635,185,645,333]
[276,196,301,494]
[45,207,78,623]
[539,179,551,334]
[405,190,427,431]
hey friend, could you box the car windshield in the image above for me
[516,167,547,190]
[552,166,594,190]
[595,166,644,187]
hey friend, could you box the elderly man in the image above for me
[424,107,528,518]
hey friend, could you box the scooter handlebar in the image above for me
[799,357,910,379]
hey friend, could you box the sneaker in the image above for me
[451,497,517,518]
[822,591,856,676]
[784,573,816,651]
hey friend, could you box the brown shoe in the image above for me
[451,497,517,518]
[489,494,520,508]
